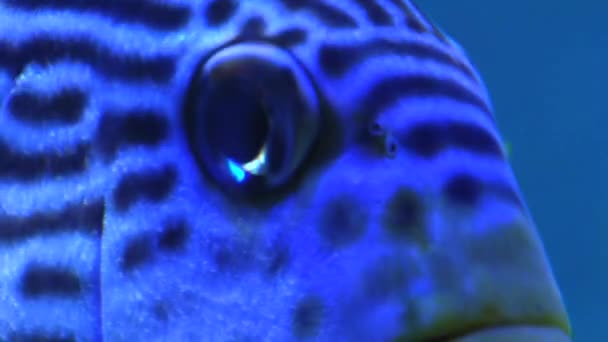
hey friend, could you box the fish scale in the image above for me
[0,1,570,341]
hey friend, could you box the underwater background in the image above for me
[420,1,606,341]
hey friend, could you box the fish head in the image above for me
[0,1,571,341]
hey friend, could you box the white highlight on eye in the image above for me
[242,144,268,175]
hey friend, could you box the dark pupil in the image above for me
[204,79,269,164]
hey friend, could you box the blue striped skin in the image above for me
[0,1,571,341]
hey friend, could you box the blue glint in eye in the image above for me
[227,159,246,183]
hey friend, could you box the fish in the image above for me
[0,0,571,341]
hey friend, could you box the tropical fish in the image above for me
[0,0,571,341]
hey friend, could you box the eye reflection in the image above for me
[226,143,268,184]
[227,159,246,183]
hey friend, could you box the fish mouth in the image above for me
[445,325,571,342]
[392,218,572,342]
[406,313,572,342]
[389,283,572,342]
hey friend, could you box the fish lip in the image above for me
[421,324,572,342]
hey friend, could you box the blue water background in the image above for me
[419,1,607,340]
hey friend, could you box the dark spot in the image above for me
[158,220,189,251]
[152,301,169,322]
[384,134,398,158]
[20,264,82,297]
[318,38,477,81]
[358,76,493,132]
[204,0,237,26]
[121,234,153,272]
[0,200,104,243]
[447,121,503,157]
[382,188,427,245]
[352,0,393,26]
[292,295,325,339]
[269,27,308,47]
[0,140,88,182]
[443,173,483,206]
[280,0,357,28]
[7,87,87,125]
[96,109,169,160]
[402,121,503,159]
[112,165,177,212]
[238,15,267,38]
[402,122,447,158]
[319,197,367,248]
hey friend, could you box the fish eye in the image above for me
[184,42,320,193]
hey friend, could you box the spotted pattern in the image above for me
[7,87,87,125]
[292,295,325,339]
[0,200,103,242]
[204,0,238,26]
[0,35,176,82]
[120,233,154,272]
[158,220,189,252]
[95,109,169,160]
[443,172,484,206]
[20,264,82,297]
[382,187,427,246]
[0,0,568,341]
[112,165,177,211]
[319,196,368,248]
[4,0,192,31]
[0,140,89,181]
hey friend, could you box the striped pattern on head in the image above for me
[0,0,569,341]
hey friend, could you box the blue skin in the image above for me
[0,1,571,341]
